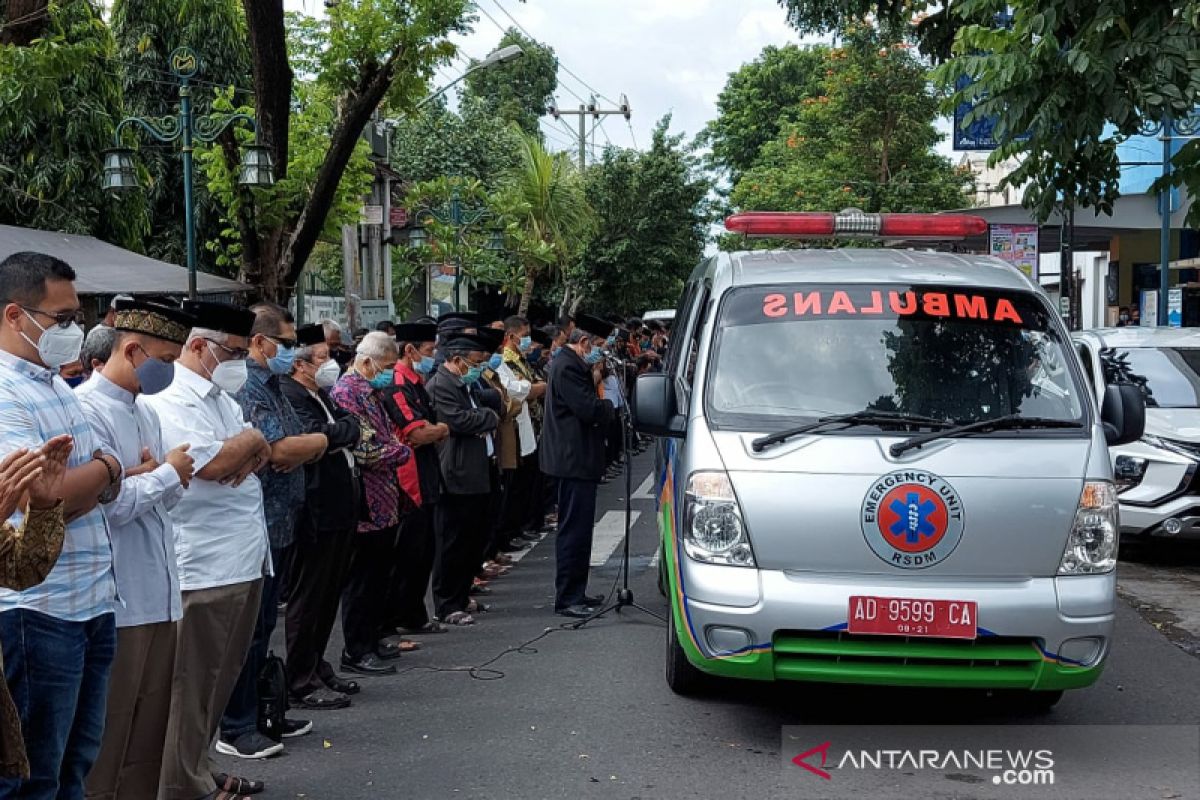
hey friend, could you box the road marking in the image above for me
[633,473,655,499]
[648,547,660,569]
[590,510,641,566]
[507,532,546,564]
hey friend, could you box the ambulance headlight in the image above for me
[1058,481,1118,575]
[683,471,756,567]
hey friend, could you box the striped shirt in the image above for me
[0,349,117,622]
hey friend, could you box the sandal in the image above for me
[213,773,264,796]
[441,611,475,626]
[466,599,490,614]
[396,621,448,635]
[290,688,351,710]
[492,553,514,566]
[323,674,360,695]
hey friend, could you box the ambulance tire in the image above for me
[666,601,709,696]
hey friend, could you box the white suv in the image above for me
[1074,327,1200,541]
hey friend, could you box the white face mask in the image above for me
[314,358,341,388]
[204,343,248,393]
[21,311,84,369]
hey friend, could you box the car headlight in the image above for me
[683,471,756,567]
[1113,455,1148,494]
[1058,481,1118,575]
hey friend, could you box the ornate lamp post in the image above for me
[102,47,275,299]
[407,185,504,313]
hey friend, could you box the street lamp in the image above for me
[102,47,275,299]
[406,185,501,312]
[415,44,524,110]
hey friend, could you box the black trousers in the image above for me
[340,525,399,660]
[555,477,598,610]
[433,492,490,619]
[522,455,545,533]
[285,515,354,698]
[385,503,436,631]
[606,416,624,467]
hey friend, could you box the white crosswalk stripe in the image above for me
[633,473,655,499]
[648,546,660,569]
[590,509,641,566]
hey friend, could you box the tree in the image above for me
[725,32,971,240]
[698,44,828,183]
[502,133,595,315]
[582,116,708,316]
[388,96,524,189]
[462,27,557,137]
[110,0,250,271]
[0,0,147,248]
[223,0,472,300]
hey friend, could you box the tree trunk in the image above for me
[1,0,48,46]
[518,268,536,316]
[241,0,291,183]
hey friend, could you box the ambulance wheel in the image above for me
[666,602,709,696]
[657,557,668,597]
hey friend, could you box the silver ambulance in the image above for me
[634,210,1145,709]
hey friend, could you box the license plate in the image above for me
[847,596,977,640]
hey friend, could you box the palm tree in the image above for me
[504,133,595,315]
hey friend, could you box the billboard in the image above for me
[989,224,1039,280]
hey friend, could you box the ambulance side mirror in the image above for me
[1101,382,1145,447]
[633,373,686,438]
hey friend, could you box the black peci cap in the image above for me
[574,313,614,339]
[296,324,326,347]
[442,331,495,354]
[530,328,551,348]
[474,327,505,353]
[182,300,255,338]
[112,298,198,345]
[395,322,438,344]
[436,311,479,332]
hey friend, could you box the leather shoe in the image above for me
[340,652,397,675]
[555,605,596,619]
[582,593,605,606]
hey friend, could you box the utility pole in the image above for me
[546,94,632,169]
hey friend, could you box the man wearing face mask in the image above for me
[219,303,326,756]
[142,301,276,800]
[0,252,123,800]
[279,325,363,710]
[77,299,198,800]
[380,321,449,637]
[541,317,616,618]
[425,331,499,626]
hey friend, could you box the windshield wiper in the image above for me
[751,410,952,453]
[889,415,1084,457]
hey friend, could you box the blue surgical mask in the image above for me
[135,352,176,396]
[414,355,435,375]
[606,334,616,346]
[267,344,296,375]
[64,374,84,389]
[487,353,502,371]
[518,335,532,352]
[584,349,603,365]
[368,368,394,390]
[461,364,484,385]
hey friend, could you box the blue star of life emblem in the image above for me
[889,492,937,543]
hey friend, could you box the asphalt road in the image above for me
[220,454,1200,800]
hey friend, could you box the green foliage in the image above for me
[581,116,709,316]
[936,0,1200,223]
[0,0,148,248]
[462,27,557,137]
[388,97,524,189]
[720,32,971,249]
[698,44,828,182]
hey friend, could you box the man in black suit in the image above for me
[424,331,498,626]
[279,324,364,707]
[541,319,615,618]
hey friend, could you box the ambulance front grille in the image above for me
[771,630,1044,688]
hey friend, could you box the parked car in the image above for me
[1074,327,1200,541]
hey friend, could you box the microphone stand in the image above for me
[571,352,665,629]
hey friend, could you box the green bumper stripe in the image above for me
[775,660,1039,688]
[773,636,1043,662]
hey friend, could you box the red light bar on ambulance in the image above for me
[724,210,988,240]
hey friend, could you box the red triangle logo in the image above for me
[792,741,832,780]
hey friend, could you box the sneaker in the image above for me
[215,731,284,760]
[281,718,312,739]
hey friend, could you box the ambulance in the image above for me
[633,210,1146,709]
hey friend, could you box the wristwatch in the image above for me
[93,449,121,504]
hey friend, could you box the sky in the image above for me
[283,0,958,163]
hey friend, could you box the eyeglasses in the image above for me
[264,334,298,350]
[206,339,249,361]
[21,306,78,329]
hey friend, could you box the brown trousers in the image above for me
[158,580,262,800]
[86,621,178,800]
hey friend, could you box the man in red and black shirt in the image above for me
[382,321,449,634]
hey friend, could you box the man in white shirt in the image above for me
[79,299,197,800]
[494,317,546,551]
[142,301,274,800]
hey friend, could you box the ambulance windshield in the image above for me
[705,283,1085,431]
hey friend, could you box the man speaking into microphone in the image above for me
[540,315,615,618]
